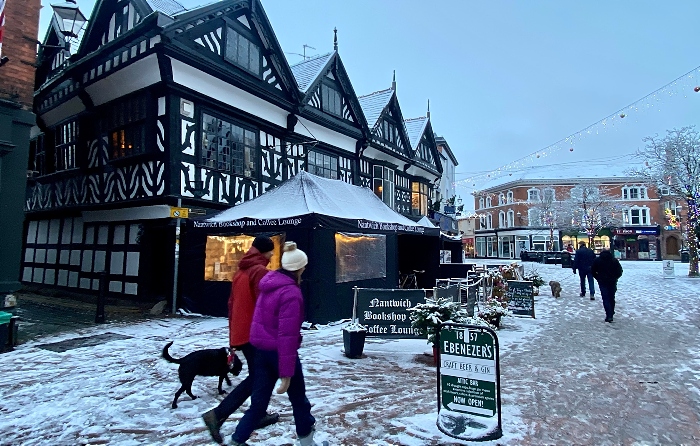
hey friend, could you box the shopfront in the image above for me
[462,236,475,258]
[561,234,610,253]
[610,226,660,260]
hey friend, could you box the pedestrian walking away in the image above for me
[202,236,280,444]
[573,241,596,299]
[592,249,624,323]
[230,241,329,446]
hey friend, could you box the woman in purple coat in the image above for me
[230,242,328,446]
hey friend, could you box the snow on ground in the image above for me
[0,260,698,445]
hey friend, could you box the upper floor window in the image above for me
[623,207,649,225]
[479,216,486,230]
[106,94,148,159]
[55,121,78,171]
[374,165,395,209]
[499,211,506,228]
[485,196,492,208]
[479,197,485,209]
[202,113,257,177]
[307,150,338,179]
[507,209,515,227]
[321,84,342,116]
[528,189,540,202]
[659,186,670,195]
[412,181,429,216]
[225,26,261,76]
[498,193,505,205]
[486,213,493,229]
[29,134,48,176]
[543,188,555,202]
[506,191,513,204]
[622,186,647,200]
[664,200,679,216]
[382,120,397,145]
[418,141,433,163]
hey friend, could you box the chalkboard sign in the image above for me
[355,288,426,338]
[506,280,535,318]
[435,284,460,303]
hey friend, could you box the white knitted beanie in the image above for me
[281,241,308,271]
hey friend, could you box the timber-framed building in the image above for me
[24,0,445,303]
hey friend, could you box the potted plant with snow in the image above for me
[408,297,470,364]
[342,321,367,359]
[476,296,511,329]
[523,269,545,295]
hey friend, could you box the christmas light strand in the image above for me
[455,64,700,190]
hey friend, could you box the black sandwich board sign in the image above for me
[355,288,425,338]
[506,280,535,318]
[436,323,502,441]
[434,284,460,303]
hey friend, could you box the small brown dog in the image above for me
[549,280,562,298]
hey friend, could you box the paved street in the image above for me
[0,261,698,445]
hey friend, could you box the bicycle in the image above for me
[399,270,424,289]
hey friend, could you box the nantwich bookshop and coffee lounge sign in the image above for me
[436,323,502,441]
[355,288,425,338]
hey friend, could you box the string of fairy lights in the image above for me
[454,64,700,192]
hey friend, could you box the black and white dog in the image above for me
[162,341,243,409]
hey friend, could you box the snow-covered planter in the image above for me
[408,297,468,345]
[477,297,511,329]
[342,322,367,359]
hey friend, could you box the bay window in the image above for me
[411,181,429,216]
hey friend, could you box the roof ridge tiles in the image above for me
[357,87,393,98]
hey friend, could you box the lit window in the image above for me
[106,95,148,159]
[374,165,395,208]
[411,181,429,216]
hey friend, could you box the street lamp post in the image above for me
[676,205,684,251]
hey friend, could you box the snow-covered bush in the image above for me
[408,297,468,345]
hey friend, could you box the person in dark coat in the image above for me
[230,241,328,446]
[572,241,596,299]
[591,249,623,322]
[202,236,279,444]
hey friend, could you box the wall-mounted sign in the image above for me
[437,323,502,441]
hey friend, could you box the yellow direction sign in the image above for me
[170,207,189,219]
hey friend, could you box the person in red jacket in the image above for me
[202,236,279,444]
[230,241,328,446]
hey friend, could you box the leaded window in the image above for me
[225,27,260,76]
[373,165,395,208]
[55,121,78,171]
[382,120,397,144]
[411,182,429,216]
[321,84,342,116]
[106,94,148,159]
[201,114,257,177]
[307,150,338,179]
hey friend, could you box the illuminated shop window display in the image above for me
[204,234,283,281]
[335,232,386,283]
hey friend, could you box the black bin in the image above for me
[561,252,572,268]
[681,250,690,263]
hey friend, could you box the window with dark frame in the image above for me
[201,113,258,177]
[411,181,429,216]
[307,150,338,179]
[418,141,433,163]
[321,84,342,116]
[29,134,48,176]
[373,165,395,208]
[225,26,261,76]
[55,121,78,171]
[105,94,148,159]
[382,120,396,144]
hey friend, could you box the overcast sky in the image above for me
[39,0,700,200]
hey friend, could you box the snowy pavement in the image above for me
[0,260,698,445]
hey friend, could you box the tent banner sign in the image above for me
[192,216,307,229]
[437,323,502,442]
[355,288,425,338]
[193,216,428,235]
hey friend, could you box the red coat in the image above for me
[228,247,270,348]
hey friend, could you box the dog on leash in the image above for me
[549,280,562,298]
[162,341,243,409]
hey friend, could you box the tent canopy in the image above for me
[196,171,439,236]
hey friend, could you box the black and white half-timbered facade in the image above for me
[24,0,444,303]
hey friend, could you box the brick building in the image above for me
[472,175,668,260]
[0,0,41,296]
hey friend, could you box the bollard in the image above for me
[7,316,19,350]
[96,271,107,323]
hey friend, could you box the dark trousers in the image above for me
[232,348,315,443]
[213,343,255,421]
[579,269,595,295]
[599,284,616,320]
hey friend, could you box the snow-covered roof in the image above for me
[145,0,187,16]
[358,88,394,129]
[207,171,424,227]
[290,53,334,93]
[417,216,437,228]
[475,162,644,192]
[404,117,428,150]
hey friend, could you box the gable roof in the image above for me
[358,88,394,129]
[290,52,334,93]
[404,116,428,150]
[145,0,187,17]
[434,135,459,166]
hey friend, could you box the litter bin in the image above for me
[561,251,572,268]
[681,250,690,263]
